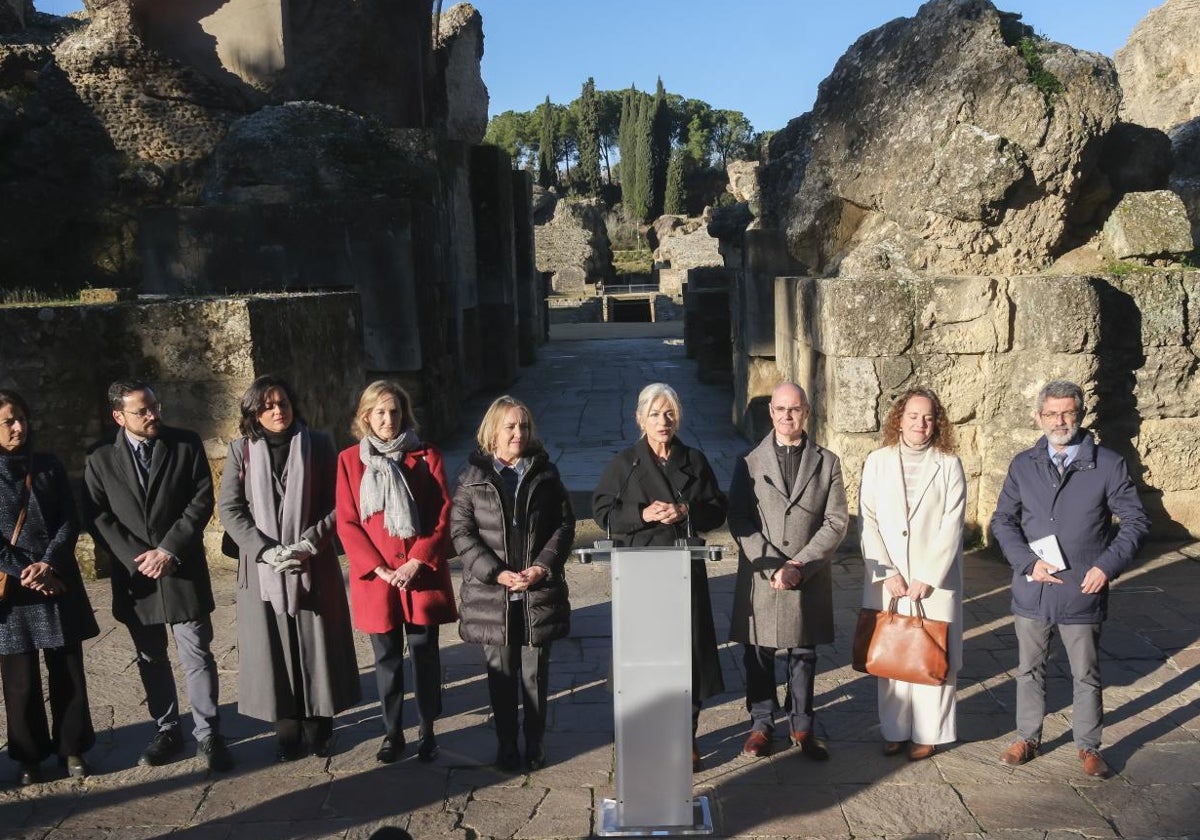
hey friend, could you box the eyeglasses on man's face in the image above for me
[121,403,163,419]
[1038,410,1078,423]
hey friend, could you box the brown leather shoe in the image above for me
[908,742,936,761]
[1079,748,1110,778]
[789,731,830,761]
[883,740,907,757]
[999,738,1038,766]
[742,731,773,758]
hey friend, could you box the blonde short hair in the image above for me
[351,380,418,441]
[636,383,683,432]
[475,396,540,454]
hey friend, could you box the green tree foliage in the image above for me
[537,95,557,188]
[649,78,672,219]
[596,89,623,183]
[576,77,602,197]
[710,109,757,169]
[484,109,537,167]
[617,86,639,195]
[664,148,686,216]
[630,95,654,222]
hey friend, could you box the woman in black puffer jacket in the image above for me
[452,396,574,773]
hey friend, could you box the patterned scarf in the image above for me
[358,429,422,538]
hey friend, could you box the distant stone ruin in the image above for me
[714,0,1200,539]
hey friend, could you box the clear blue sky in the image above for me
[38,0,1162,133]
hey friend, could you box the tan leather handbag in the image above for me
[852,597,950,686]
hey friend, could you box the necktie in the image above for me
[138,440,153,471]
[1052,452,1066,477]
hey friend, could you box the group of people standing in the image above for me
[0,372,1148,786]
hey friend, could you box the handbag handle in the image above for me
[8,470,33,546]
[886,596,928,622]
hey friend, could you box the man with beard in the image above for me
[84,380,232,771]
[990,380,1149,779]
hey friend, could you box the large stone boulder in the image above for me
[651,211,722,271]
[534,198,615,293]
[1170,116,1200,246]
[1115,0,1200,132]
[758,0,1122,277]
[1101,190,1195,259]
[433,3,488,144]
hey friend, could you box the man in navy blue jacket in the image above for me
[990,380,1149,779]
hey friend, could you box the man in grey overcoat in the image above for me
[728,382,848,759]
[83,380,233,772]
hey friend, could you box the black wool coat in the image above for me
[83,426,215,625]
[452,447,575,648]
[592,436,728,701]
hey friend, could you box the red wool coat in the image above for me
[336,443,458,633]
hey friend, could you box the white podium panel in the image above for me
[611,547,694,830]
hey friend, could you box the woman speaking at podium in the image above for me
[592,382,727,769]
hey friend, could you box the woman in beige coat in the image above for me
[859,387,965,760]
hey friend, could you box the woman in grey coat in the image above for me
[0,390,98,785]
[218,376,360,761]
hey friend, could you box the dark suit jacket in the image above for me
[83,425,215,625]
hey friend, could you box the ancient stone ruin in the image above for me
[714,0,1200,539]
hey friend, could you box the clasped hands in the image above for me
[19,561,65,596]
[497,566,547,593]
[134,548,178,579]
[261,538,317,575]
[1031,559,1109,594]
[641,500,688,525]
[883,573,933,601]
[376,558,424,589]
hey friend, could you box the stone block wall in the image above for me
[773,271,1200,540]
[0,291,363,574]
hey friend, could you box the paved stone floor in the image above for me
[4,327,1200,839]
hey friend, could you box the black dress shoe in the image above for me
[376,735,404,764]
[276,740,307,763]
[417,732,439,763]
[18,762,42,786]
[311,734,336,759]
[525,741,546,771]
[199,734,235,771]
[496,741,521,772]
[139,729,185,767]
[59,754,90,778]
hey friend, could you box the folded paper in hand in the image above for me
[1025,534,1066,582]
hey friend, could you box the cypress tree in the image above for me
[617,86,637,207]
[537,95,557,188]
[649,77,672,218]
[631,94,653,222]
[664,147,686,216]
[578,77,602,197]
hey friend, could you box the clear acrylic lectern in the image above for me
[576,542,722,836]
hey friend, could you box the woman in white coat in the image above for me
[859,387,965,761]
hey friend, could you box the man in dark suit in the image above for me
[83,380,233,771]
[728,382,848,759]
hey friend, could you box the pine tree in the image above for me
[664,148,686,216]
[649,78,672,218]
[537,95,557,188]
[631,95,653,222]
[577,77,602,197]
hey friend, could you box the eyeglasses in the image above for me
[771,406,807,415]
[1038,410,1079,423]
[121,403,163,419]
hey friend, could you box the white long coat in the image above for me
[859,445,965,672]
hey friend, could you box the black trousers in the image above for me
[744,644,817,734]
[482,605,550,750]
[370,624,442,737]
[1,643,94,763]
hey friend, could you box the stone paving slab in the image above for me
[4,333,1200,838]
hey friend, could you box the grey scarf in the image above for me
[248,426,312,616]
[358,429,421,538]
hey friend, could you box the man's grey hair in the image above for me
[1035,380,1086,416]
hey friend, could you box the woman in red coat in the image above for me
[336,380,457,763]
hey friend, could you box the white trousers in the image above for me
[877,676,957,745]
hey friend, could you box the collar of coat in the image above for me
[465,445,550,480]
[745,431,823,503]
[1027,428,1098,471]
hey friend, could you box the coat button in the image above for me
[901,530,908,537]
[785,510,791,516]
[782,540,790,546]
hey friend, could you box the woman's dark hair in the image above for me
[238,375,304,441]
[0,389,31,421]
